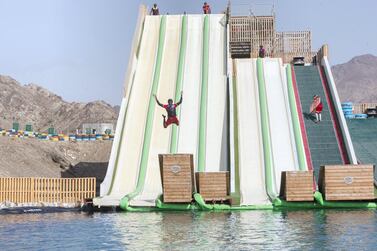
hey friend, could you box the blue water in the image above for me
[0,209,376,250]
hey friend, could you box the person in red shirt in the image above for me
[154,91,183,128]
[310,95,323,123]
[203,2,211,14]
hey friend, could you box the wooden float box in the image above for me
[318,165,375,201]
[195,172,230,202]
[159,154,195,203]
[280,171,314,201]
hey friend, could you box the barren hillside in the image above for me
[0,75,118,133]
[332,54,377,103]
[0,137,112,193]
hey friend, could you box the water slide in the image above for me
[234,59,270,206]
[178,14,228,170]
[94,14,161,207]
[94,14,227,208]
[262,58,301,195]
[204,15,228,172]
[130,15,181,206]
[175,15,202,157]
[233,58,305,206]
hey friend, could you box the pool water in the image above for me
[0,209,376,250]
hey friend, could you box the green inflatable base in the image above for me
[117,193,376,212]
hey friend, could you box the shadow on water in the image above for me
[61,162,108,195]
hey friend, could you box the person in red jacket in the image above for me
[203,2,211,14]
[310,95,323,123]
[154,91,183,128]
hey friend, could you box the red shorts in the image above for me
[165,116,179,127]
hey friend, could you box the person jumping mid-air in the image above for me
[310,95,323,123]
[154,91,183,128]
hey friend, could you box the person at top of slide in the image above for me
[203,2,211,14]
[154,91,183,128]
[259,45,265,58]
[310,95,323,123]
[150,3,160,15]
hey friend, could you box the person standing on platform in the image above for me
[259,45,266,58]
[150,3,160,15]
[203,2,211,14]
[310,95,323,123]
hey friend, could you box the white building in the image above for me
[82,123,114,134]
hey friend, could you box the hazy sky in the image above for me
[0,0,376,105]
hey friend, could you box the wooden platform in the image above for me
[196,172,230,202]
[280,171,314,201]
[159,154,194,203]
[318,165,375,201]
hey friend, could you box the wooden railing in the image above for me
[230,16,275,58]
[0,177,96,204]
[275,31,314,63]
[353,103,377,114]
[275,51,317,64]
[229,16,315,62]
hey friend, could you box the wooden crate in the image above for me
[196,172,230,201]
[159,154,194,203]
[318,165,375,201]
[280,171,314,201]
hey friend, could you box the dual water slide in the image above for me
[233,58,305,206]
[94,14,228,208]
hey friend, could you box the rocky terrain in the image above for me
[332,54,377,103]
[0,75,119,133]
[0,136,112,193]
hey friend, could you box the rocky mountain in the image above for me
[332,54,377,103]
[0,75,119,133]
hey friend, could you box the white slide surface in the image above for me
[177,15,203,163]
[205,14,228,172]
[94,16,161,206]
[235,59,270,206]
[96,14,229,207]
[263,58,299,194]
[131,15,181,206]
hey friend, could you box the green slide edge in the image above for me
[170,15,188,153]
[230,68,241,203]
[256,58,280,204]
[120,16,167,210]
[105,17,147,196]
[107,74,135,195]
[286,64,307,171]
[197,15,210,172]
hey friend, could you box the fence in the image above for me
[275,31,315,63]
[230,16,275,57]
[0,177,96,204]
[353,103,377,114]
[229,16,315,62]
